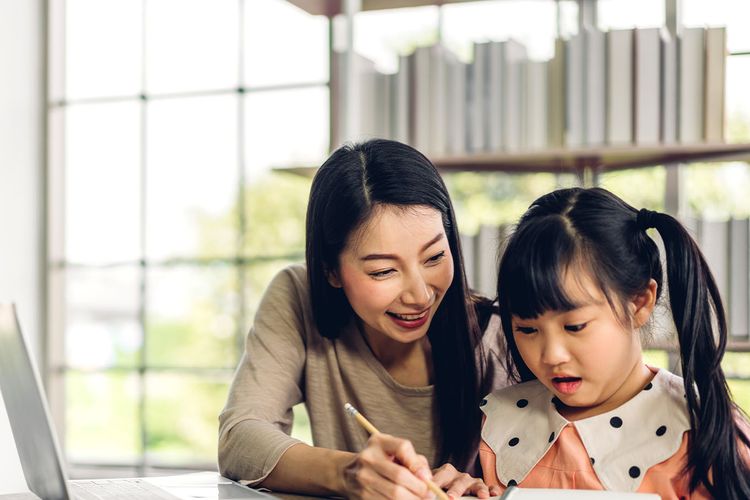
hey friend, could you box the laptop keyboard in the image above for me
[69,479,179,500]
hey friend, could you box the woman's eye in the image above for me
[369,269,395,279]
[514,326,536,335]
[565,323,587,332]
[426,251,445,264]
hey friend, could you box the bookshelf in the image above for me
[279,0,750,358]
[281,0,750,179]
[286,0,481,17]
[275,143,750,177]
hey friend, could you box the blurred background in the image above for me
[2,0,750,479]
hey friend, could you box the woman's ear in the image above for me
[632,279,658,328]
[326,268,342,288]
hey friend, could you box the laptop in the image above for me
[0,303,277,500]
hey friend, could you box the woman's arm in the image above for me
[262,435,436,499]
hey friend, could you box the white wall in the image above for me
[0,0,44,356]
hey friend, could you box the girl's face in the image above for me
[511,271,656,420]
[329,204,454,348]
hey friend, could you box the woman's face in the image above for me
[329,204,454,347]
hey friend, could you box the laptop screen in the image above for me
[0,304,69,500]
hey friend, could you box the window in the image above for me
[48,0,324,475]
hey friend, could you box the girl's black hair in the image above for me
[496,187,750,498]
[306,139,489,469]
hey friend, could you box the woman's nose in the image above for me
[401,272,432,307]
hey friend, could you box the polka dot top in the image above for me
[477,368,706,496]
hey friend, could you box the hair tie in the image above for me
[636,208,658,231]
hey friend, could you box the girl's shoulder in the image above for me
[480,369,694,492]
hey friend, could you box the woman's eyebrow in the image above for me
[359,233,444,261]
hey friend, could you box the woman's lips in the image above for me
[386,309,430,329]
[552,376,582,395]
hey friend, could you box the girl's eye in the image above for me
[426,251,445,264]
[369,269,395,279]
[514,326,537,335]
[565,323,587,332]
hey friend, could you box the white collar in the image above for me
[480,368,691,492]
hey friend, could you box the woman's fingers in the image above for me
[366,434,432,497]
[343,433,434,499]
[432,463,493,499]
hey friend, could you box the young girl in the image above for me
[480,187,750,499]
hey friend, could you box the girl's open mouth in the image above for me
[552,376,582,395]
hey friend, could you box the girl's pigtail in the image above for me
[653,213,750,498]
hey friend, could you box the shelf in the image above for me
[285,0,479,17]
[273,143,750,177]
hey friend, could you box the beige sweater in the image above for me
[218,264,507,485]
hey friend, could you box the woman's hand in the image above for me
[431,463,501,499]
[341,433,436,499]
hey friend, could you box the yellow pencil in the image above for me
[344,403,450,500]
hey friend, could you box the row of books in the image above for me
[463,216,750,342]
[331,26,727,157]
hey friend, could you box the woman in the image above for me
[219,139,506,499]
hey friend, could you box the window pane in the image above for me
[244,0,328,87]
[65,0,142,99]
[65,268,142,369]
[727,55,750,144]
[599,166,666,211]
[444,172,559,234]
[65,102,141,264]
[723,352,750,378]
[244,87,329,174]
[683,0,750,52]
[146,95,238,260]
[442,1,557,62]
[144,372,229,466]
[685,162,750,218]
[145,266,239,368]
[145,0,239,93]
[728,379,750,415]
[242,173,310,258]
[66,372,141,464]
[597,0,664,30]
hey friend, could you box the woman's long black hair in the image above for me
[496,187,750,498]
[306,139,489,468]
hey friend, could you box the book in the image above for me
[446,56,467,156]
[729,219,749,340]
[584,27,606,146]
[410,45,432,152]
[461,487,659,499]
[704,26,727,143]
[679,27,705,143]
[502,39,528,152]
[547,38,566,148]
[392,54,410,144]
[565,33,585,147]
[634,27,663,145]
[428,44,448,156]
[699,218,729,308]
[468,41,489,153]
[607,29,634,145]
[661,30,678,144]
[487,41,505,152]
[525,60,548,151]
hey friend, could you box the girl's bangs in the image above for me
[500,217,584,319]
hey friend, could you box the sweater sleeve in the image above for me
[218,265,309,485]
